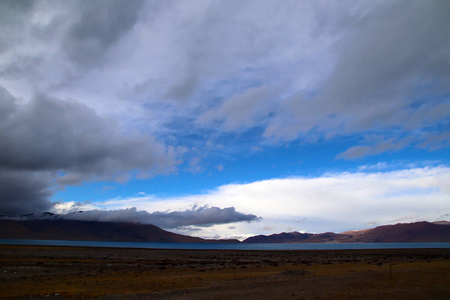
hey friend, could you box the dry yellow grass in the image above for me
[1,245,449,299]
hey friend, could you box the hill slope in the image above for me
[0,219,236,243]
[349,221,450,243]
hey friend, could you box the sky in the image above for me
[0,0,449,240]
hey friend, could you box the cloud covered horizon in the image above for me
[3,205,260,230]
[29,166,449,239]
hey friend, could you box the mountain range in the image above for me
[243,221,450,243]
[0,214,449,243]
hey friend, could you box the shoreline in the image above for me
[1,245,449,299]
[2,239,450,251]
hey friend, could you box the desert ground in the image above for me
[0,245,449,299]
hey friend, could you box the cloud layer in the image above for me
[26,205,260,229]
[92,166,450,239]
[1,1,448,155]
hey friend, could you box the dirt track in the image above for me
[1,245,449,299]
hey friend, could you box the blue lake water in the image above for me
[1,239,450,250]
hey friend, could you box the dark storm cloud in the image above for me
[0,170,52,216]
[36,205,261,229]
[0,86,175,176]
[0,86,177,215]
[0,86,52,215]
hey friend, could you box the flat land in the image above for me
[0,245,449,299]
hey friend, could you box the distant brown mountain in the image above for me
[0,219,239,243]
[347,221,450,243]
[240,231,307,244]
[243,221,450,243]
[1,218,449,244]
[242,231,352,243]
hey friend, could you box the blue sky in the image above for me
[0,0,449,239]
[54,140,448,202]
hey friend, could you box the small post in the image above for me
[389,264,392,280]
[233,268,236,280]
[302,264,305,279]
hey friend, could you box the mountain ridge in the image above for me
[243,221,450,243]
[0,216,449,243]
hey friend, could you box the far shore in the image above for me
[1,245,449,299]
[2,238,450,251]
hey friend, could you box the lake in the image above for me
[1,239,450,250]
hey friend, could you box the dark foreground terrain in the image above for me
[1,245,449,299]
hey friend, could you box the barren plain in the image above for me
[1,245,449,299]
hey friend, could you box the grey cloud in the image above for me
[53,206,261,228]
[337,136,414,160]
[0,0,145,94]
[337,146,372,160]
[160,1,312,101]
[0,0,35,53]
[165,63,199,101]
[143,205,261,228]
[0,86,176,177]
[0,1,69,89]
[0,85,15,118]
[264,0,450,149]
[161,0,449,156]
[63,0,144,67]
[0,0,34,22]
[199,86,275,131]
[417,131,450,151]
